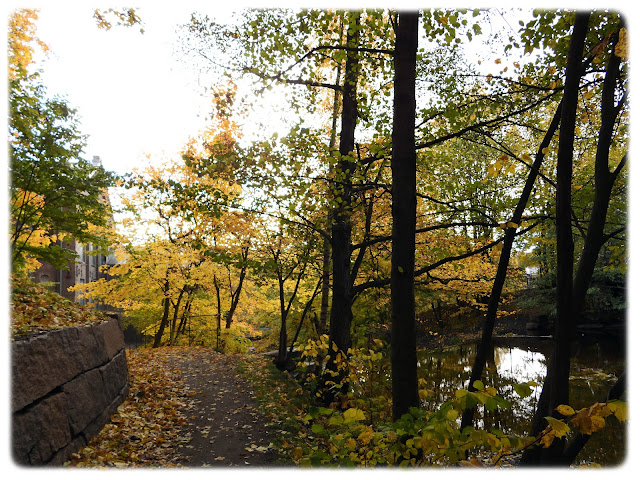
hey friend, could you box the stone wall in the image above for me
[11,318,129,465]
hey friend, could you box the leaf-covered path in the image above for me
[167,349,277,466]
[67,347,289,468]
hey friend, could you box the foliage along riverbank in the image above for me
[241,337,627,467]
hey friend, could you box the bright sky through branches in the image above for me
[30,4,233,176]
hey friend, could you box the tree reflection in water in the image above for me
[415,339,624,465]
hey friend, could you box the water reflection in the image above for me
[415,337,625,465]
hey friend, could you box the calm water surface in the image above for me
[416,336,625,465]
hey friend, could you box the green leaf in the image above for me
[472,380,484,390]
[514,382,534,397]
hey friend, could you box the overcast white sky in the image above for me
[32,3,235,175]
[8,1,636,177]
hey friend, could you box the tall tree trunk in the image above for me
[571,25,625,316]
[275,272,289,369]
[225,245,249,329]
[460,100,563,430]
[177,298,192,337]
[169,286,186,345]
[289,277,323,357]
[521,12,590,465]
[152,279,171,348]
[390,10,419,420]
[214,274,222,352]
[328,11,360,357]
[319,59,343,336]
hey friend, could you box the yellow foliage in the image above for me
[555,404,575,416]
[615,28,628,61]
[357,429,374,445]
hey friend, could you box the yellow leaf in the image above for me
[446,409,459,421]
[486,433,501,448]
[358,430,374,445]
[343,408,366,423]
[484,387,498,397]
[292,447,303,461]
[555,404,575,416]
[615,28,628,60]
[542,147,550,155]
[545,416,570,437]
[608,400,628,422]
[590,415,606,432]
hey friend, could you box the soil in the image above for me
[165,349,278,467]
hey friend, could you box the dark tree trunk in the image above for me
[152,279,171,348]
[169,286,186,345]
[390,10,419,420]
[225,245,249,329]
[521,12,590,465]
[177,298,192,337]
[328,11,360,357]
[214,274,222,352]
[319,60,342,336]
[289,278,322,358]
[460,100,563,430]
[572,25,625,316]
[319,235,331,336]
[275,273,289,369]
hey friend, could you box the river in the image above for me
[415,335,626,465]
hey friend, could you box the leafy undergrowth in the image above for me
[66,348,193,467]
[242,338,627,467]
[237,354,315,463]
[10,274,107,339]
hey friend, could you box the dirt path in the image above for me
[167,349,278,467]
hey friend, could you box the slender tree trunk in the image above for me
[390,10,419,420]
[177,298,192,337]
[319,60,343,336]
[214,274,222,352]
[225,245,249,329]
[328,11,360,357]
[521,12,590,465]
[289,277,322,357]
[153,279,171,348]
[275,272,289,369]
[460,100,563,430]
[169,286,186,345]
[572,25,625,316]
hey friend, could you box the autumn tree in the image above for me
[519,11,628,465]
[9,9,116,273]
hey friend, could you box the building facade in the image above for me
[31,156,118,310]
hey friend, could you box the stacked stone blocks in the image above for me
[12,318,129,465]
